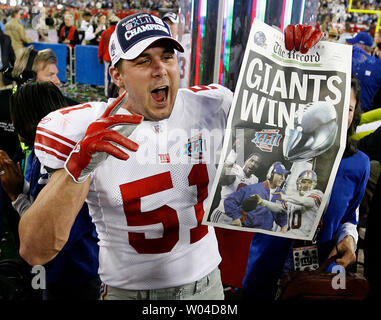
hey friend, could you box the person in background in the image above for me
[347,31,381,112]
[12,46,77,106]
[242,77,370,300]
[337,22,353,44]
[98,14,120,98]
[4,8,33,58]
[58,14,80,49]
[162,12,179,39]
[79,10,92,44]
[0,28,15,89]
[0,81,100,300]
[92,14,107,46]
[346,31,373,55]
[327,27,339,42]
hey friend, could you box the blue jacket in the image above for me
[242,151,370,299]
[27,149,99,285]
[352,46,381,111]
[224,180,287,230]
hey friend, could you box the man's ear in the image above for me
[109,65,125,90]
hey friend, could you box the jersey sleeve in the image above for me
[182,83,233,120]
[34,102,107,170]
[306,189,324,208]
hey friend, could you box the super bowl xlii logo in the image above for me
[252,129,282,152]
[184,134,206,160]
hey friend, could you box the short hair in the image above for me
[12,46,57,80]
[344,76,362,158]
[64,14,74,23]
[10,82,66,146]
[10,8,20,18]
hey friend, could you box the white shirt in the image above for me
[35,84,233,289]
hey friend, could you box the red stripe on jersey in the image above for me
[59,103,92,115]
[101,284,108,300]
[34,145,68,162]
[308,193,321,207]
[35,133,74,156]
[36,127,76,147]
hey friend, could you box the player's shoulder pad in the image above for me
[34,101,108,169]
[180,84,233,116]
[306,189,324,201]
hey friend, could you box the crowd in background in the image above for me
[0,0,381,302]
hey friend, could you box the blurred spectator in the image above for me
[98,14,120,98]
[79,10,92,44]
[4,8,33,58]
[337,22,353,44]
[12,46,77,106]
[58,14,80,48]
[162,12,179,39]
[374,31,381,46]
[327,27,339,42]
[92,14,107,46]
[0,29,15,89]
[34,8,49,42]
[349,31,381,112]
[346,31,374,54]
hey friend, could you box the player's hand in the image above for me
[242,194,260,212]
[328,235,357,268]
[64,92,143,183]
[0,150,24,201]
[284,24,323,54]
[231,218,242,227]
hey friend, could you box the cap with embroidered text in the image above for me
[109,12,184,66]
[162,12,179,24]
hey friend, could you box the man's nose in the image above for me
[152,59,167,77]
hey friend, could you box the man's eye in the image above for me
[137,59,149,65]
[164,54,174,60]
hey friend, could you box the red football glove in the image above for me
[65,92,143,183]
[284,24,323,54]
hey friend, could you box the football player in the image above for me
[209,151,261,224]
[19,12,231,300]
[255,169,323,237]
[224,162,290,231]
[16,12,321,300]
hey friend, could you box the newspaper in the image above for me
[203,19,352,240]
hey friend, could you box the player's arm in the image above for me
[19,169,90,266]
[282,193,316,209]
[219,163,236,186]
[259,196,285,213]
[20,93,142,266]
[219,149,238,186]
[224,187,248,220]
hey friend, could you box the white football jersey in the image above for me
[287,189,323,238]
[210,163,258,224]
[35,84,232,290]
[178,32,191,88]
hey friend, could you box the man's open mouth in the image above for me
[151,86,168,103]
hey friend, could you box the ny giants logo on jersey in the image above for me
[252,129,282,152]
[184,134,207,160]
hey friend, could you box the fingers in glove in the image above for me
[92,140,132,161]
[100,130,139,152]
[304,29,323,49]
[284,24,295,51]
[103,114,144,128]
[294,24,305,51]
[102,91,128,118]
